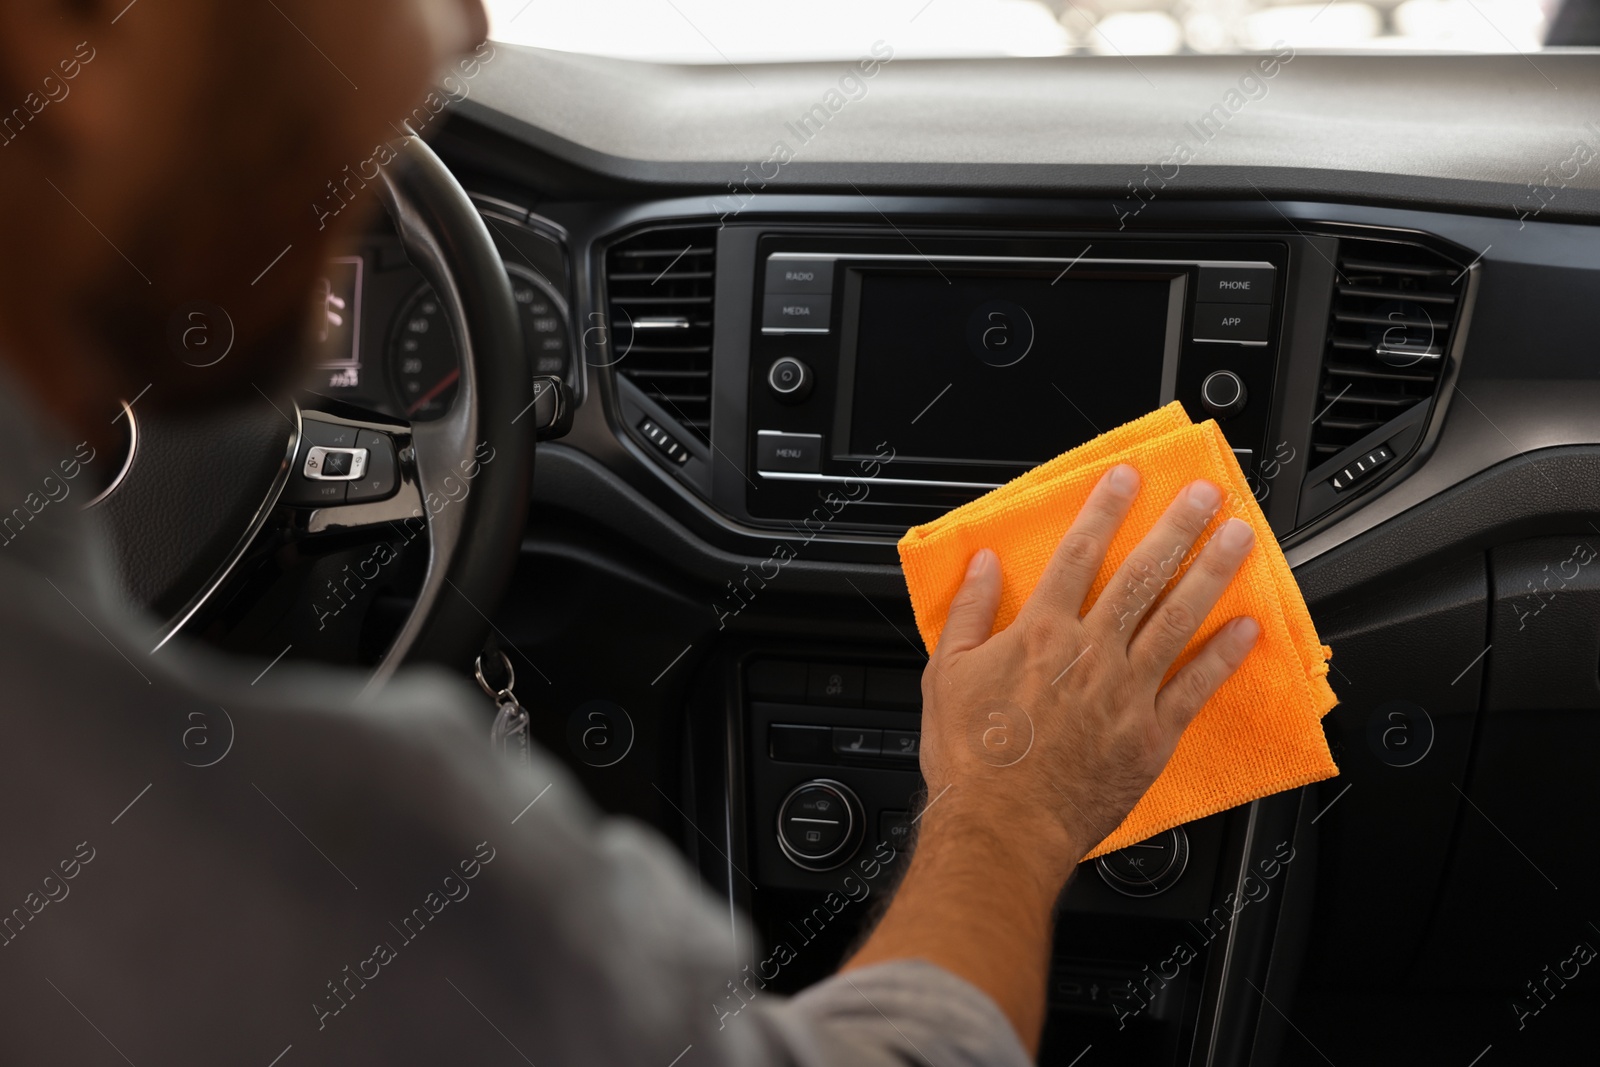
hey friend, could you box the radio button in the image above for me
[757,430,823,473]
[1194,303,1270,344]
[1197,265,1276,304]
[762,294,832,333]
[765,256,834,295]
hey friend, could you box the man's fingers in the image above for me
[1020,464,1140,626]
[1154,616,1261,732]
[1128,517,1256,671]
[1084,479,1223,641]
[938,548,1002,657]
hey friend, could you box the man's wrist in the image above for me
[912,789,1084,902]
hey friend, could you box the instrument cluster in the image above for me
[303,210,573,423]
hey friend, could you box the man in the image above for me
[0,0,1262,1062]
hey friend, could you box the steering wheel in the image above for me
[94,135,536,682]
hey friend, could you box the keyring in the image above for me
[474,650,516,703]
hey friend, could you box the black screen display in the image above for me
[845,270,1177,466]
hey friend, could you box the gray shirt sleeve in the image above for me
[0,559,1030,1067]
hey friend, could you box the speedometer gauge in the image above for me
[388,265,572,421]
[389,290,456,420]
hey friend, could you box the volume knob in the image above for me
[1200,370,1247,418]
[768,358,813,403]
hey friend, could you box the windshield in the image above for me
[485,0,1558,61]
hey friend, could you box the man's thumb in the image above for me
[938,548,1002,656]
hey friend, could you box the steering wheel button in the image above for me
[281,476,347,508]
[302,446,368,481]
[301,418,359,449]
[348,430,399,503]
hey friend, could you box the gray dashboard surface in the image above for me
[461,45,1600,219]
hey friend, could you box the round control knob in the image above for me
[1096,827,1190,897]
[776,779,863,871]
[768,358,813,403]
[1200,370,1247,418]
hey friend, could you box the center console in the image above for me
[730,648,1313,1066]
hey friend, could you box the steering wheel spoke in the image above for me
[287,399,422,536]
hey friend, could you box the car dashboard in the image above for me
[315,44,1600,1065]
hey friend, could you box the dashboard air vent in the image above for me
[605,226,717,445]
[1311,239,1463,460]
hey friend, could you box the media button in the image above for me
[757,430,823,474]
[1197,265,1276,304]
[765,256,834,295]
[1194,303,1270,344]
[762,294,832,333]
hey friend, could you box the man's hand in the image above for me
[918,462,1260,884]
[843,464,1260,1053]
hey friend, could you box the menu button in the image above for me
[757,430,823,473]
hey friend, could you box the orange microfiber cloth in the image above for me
[898,401,1339,859]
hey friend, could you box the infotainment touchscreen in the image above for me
[839,269,1181,467]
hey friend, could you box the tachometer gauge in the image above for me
[507,264,573,380]
[388,265,572,421]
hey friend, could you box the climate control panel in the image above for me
[776,779,865,871]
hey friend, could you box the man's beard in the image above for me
[80,212,354,421]
[90,285,314,417]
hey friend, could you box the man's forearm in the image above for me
[840,804,1079,1055]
